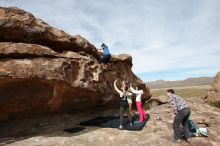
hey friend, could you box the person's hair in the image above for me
[101,43,107,48]
[137,84,142,90]
[167,89,175,94]
[120,80,129,91]
[124,81,129,86]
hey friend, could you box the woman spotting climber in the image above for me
[114,79,133,130]
[129,84,147,123]
[122,81,134,116]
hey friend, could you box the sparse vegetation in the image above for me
[150,86,210,98]
[146,77,213,89]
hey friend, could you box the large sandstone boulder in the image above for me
[207,71,220,107]
[0,7,151,121]
[0,6,99,59]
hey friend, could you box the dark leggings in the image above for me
[100,54,111,64]
[120,106,132,126]
[173,108,191,141]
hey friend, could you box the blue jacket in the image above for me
[103,46,111,56]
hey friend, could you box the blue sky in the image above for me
[1,0,220,81]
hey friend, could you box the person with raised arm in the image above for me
[122,81,133,116]
[114,79,132,130]
[129,84,146,123]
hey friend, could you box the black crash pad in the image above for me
[80,114,150,131]
[64,127,85,133]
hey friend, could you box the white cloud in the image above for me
[1,0,220,80]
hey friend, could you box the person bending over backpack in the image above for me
[167,89,192,144]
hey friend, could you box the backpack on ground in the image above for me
[187,118,198,133]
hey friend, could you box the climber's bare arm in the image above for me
[114,80,123,96]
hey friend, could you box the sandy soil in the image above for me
[0,97,219,146]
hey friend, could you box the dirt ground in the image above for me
[0,94,219,146]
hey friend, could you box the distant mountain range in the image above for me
[146,77,213,89]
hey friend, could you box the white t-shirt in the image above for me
[130,87,143,102]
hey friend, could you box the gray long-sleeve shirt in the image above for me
[169,94,189,113]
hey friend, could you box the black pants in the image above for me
[120,106,132,126]
[173,108,191,141]
[100,54,111,64]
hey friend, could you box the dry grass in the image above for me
[149,85,220,109]
[150,85,210,98]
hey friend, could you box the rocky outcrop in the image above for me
[146,95,169,108]
[0,7,99,59]
[0,7,151,121]
[207,71,220,107]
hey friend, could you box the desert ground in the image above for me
[0,85,219,146]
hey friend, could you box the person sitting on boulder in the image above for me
[129,84,146,123]
[114,79,133,130]
[97,43,111,69]
[167,89,192,144]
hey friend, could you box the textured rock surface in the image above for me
[0,7,99,59]
[0,7,151,121]
[146,95,169,108]
[207,72,220,105]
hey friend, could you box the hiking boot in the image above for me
[173,139,182,144]
[185,138,192,143]
[118,125,123,130]
[182,136,192,143]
